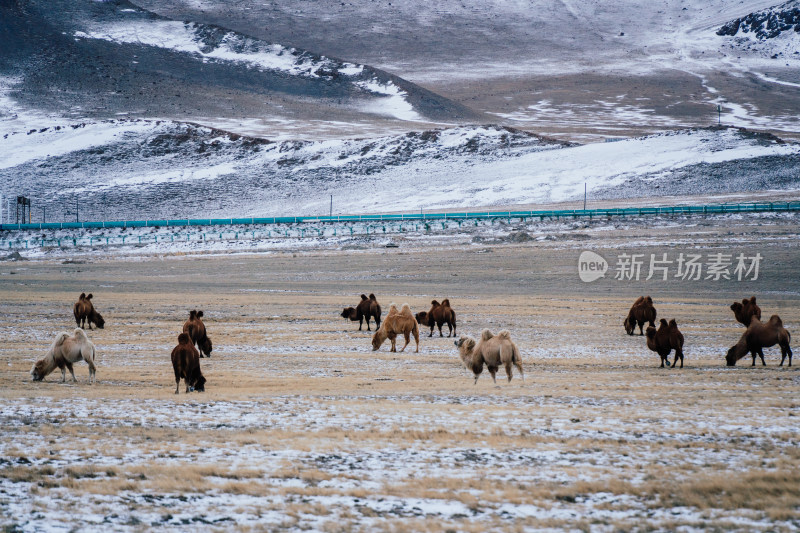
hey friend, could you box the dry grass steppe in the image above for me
[1,213,799,531]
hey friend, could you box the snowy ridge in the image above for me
[1,118,797,221]
[73,16,422,121]
[716,0,800,58]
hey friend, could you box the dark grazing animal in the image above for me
[171,333,206,394]
[415,299,457,337]
[730,296,761,327]
[624,296,656,335]
[646,319,685,368]
[73,293,105,330]
[454,329,523,385]
[726,315,792,367]
[183,310,212,358]
[31,328,97,383]
[341,293,382,331]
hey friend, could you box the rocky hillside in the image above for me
[717,1,800,58]
[0,0,479,136]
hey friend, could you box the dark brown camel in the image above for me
[415,299,457,337]
[646,318,685,368]
[624,296,656,336]
[183,310,212,358]
[73,293,105,330]
[171,333,206,394]
[341,293,382,331]
[730,296,761,327]
[726,315,792,367]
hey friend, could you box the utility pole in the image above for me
[583,183,587,210]
[717,104,721,126]
[329,194,333,218]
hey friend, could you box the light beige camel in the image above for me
[371,303,419,353]
[455,329,523,385]
[31,328,97,383]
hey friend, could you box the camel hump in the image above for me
[633,296,645,305]
[496,330,512,340]
[430,299,440,307]
[86,293,93,300]
[768,315,783,327]
[369,293,377,300]
[54,332,70,345]
[387,303,399,315]
[189,310,196,319]
[178,332,191,344]
[361,294,368,300]
[79,292,86,300]
[749,296,757,304]
[197,310,204,318]
[480,329,494,341]
[73,327,88,340]
[644,296,653,304]
[668,319,678,328]
[400,303,412,316]
[441,298,450,307]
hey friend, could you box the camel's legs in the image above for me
[399,332,410,352]
[65,362,76,382]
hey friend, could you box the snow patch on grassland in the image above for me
[73,20,422,122]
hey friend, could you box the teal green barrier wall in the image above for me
[2,201,799,232]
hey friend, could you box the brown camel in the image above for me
[646,319,685,368]
[624,296,656,335]
[73,293,105,330]
[415,299,457,337]
[341,293,382,331]
[730,296,761,327]
[183,310,212,358]
[171,332,206,393]
[726,315,792,367]
[454,329,524,384]
[371,303,419,353]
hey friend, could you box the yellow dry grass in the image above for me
[1,215,799,530]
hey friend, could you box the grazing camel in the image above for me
[171,332,206,393]
[415,299,457,337]
[341,293,382,331]
[646,319,685,368]
[31,328,97,384]
[183,310,212,358]
[371,303,419,353]
[726,315,792,367]
[73,293,105,330]
[454,329,524,385]
[624,296,657,335]
[730,296,761,327]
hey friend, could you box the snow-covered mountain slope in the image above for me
[2,119,797,221]
[717,1,800,59]
[0,0,478,140]
[134,1,800,142]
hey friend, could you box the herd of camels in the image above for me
[30,292,793,393]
